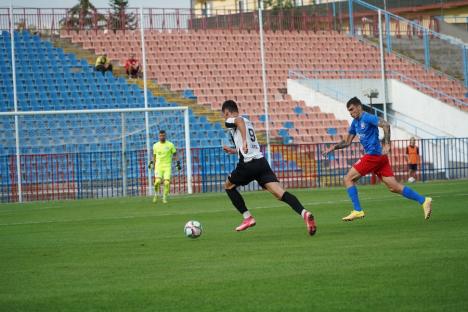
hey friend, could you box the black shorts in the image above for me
[408,164,418,171]
[228,157,279,188]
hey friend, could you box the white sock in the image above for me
[242,211,252,219]
[301,210,308,218]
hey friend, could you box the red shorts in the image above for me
[353,154,394,178]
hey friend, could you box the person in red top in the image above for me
[124,53,141,79]
[406,137,420,183]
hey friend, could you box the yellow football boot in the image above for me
[342,210,365,221]
[422,197,432,220]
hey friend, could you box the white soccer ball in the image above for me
[408,177,416,183]
[184,220,203,239]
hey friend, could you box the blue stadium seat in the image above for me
[278,129,289,137]
[182,89,197,100]
[326,128,337,136]
[293,106,304,115]
[283,121,294,129]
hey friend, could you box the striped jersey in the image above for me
[225,116,263,163]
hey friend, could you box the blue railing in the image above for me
[288,68,457,138]
[349,0,468,88]
[1,139,467,203]
[289,69,466,109]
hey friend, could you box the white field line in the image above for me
[1,181,467,213]
[0,191,467,227]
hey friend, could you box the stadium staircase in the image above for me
[384,36,465,83]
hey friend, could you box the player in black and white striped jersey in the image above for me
[222,100,317,235]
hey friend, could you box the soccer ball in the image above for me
[184,220,203,239]
[408,177,416,183]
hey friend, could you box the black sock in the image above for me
[226,188,248,214]
[281,191,306,216]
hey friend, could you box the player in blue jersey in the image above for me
[322,97,432,221]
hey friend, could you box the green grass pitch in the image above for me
[1,180,468,311]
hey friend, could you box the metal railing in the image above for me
[349,0,468,87]
[0,6,343,33]
[437,15,468,24]
[291,68,467,109]
[0,5,443,33]
[1,138,467,203]
[353,0,467,11]
[1,3,465,86]
[288,68,458,138]
[0,3,460,35]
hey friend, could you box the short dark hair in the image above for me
[222,100,239,113]
[159,130,166,134]
[346,97,362,108]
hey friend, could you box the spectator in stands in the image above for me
[124,53,141,79]
[95,54,113,76]
[406,137,420,183]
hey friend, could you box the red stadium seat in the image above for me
[65,29,467,143]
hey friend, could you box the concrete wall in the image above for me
[287,79,353,124]
[437,17,468,43]
[305,79,389,104]
[288,79,415,140]
[287,78,468,138]
[390,80,468,138]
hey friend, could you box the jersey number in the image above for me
[248,128,256,142]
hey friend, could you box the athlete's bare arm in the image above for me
[322,133,356,158]
[234,117,248,153]
[378,117,391,154]
[223,146,237,154]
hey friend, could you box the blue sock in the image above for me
[402,186,425,205]
[347,186,363,211]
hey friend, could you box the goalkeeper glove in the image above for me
[176,160,181,171]
[148,160,154,170]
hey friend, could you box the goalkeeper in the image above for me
[148,130,181,204]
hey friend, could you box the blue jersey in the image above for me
[348,112,382,155]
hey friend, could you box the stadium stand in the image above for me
[65,29,467,146]
[0,31,229,184]
[64,30,352,144]
[0,30,225,153]
[2,4,465,201]
[0,31,299,189]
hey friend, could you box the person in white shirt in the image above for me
[222,100,317,235]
